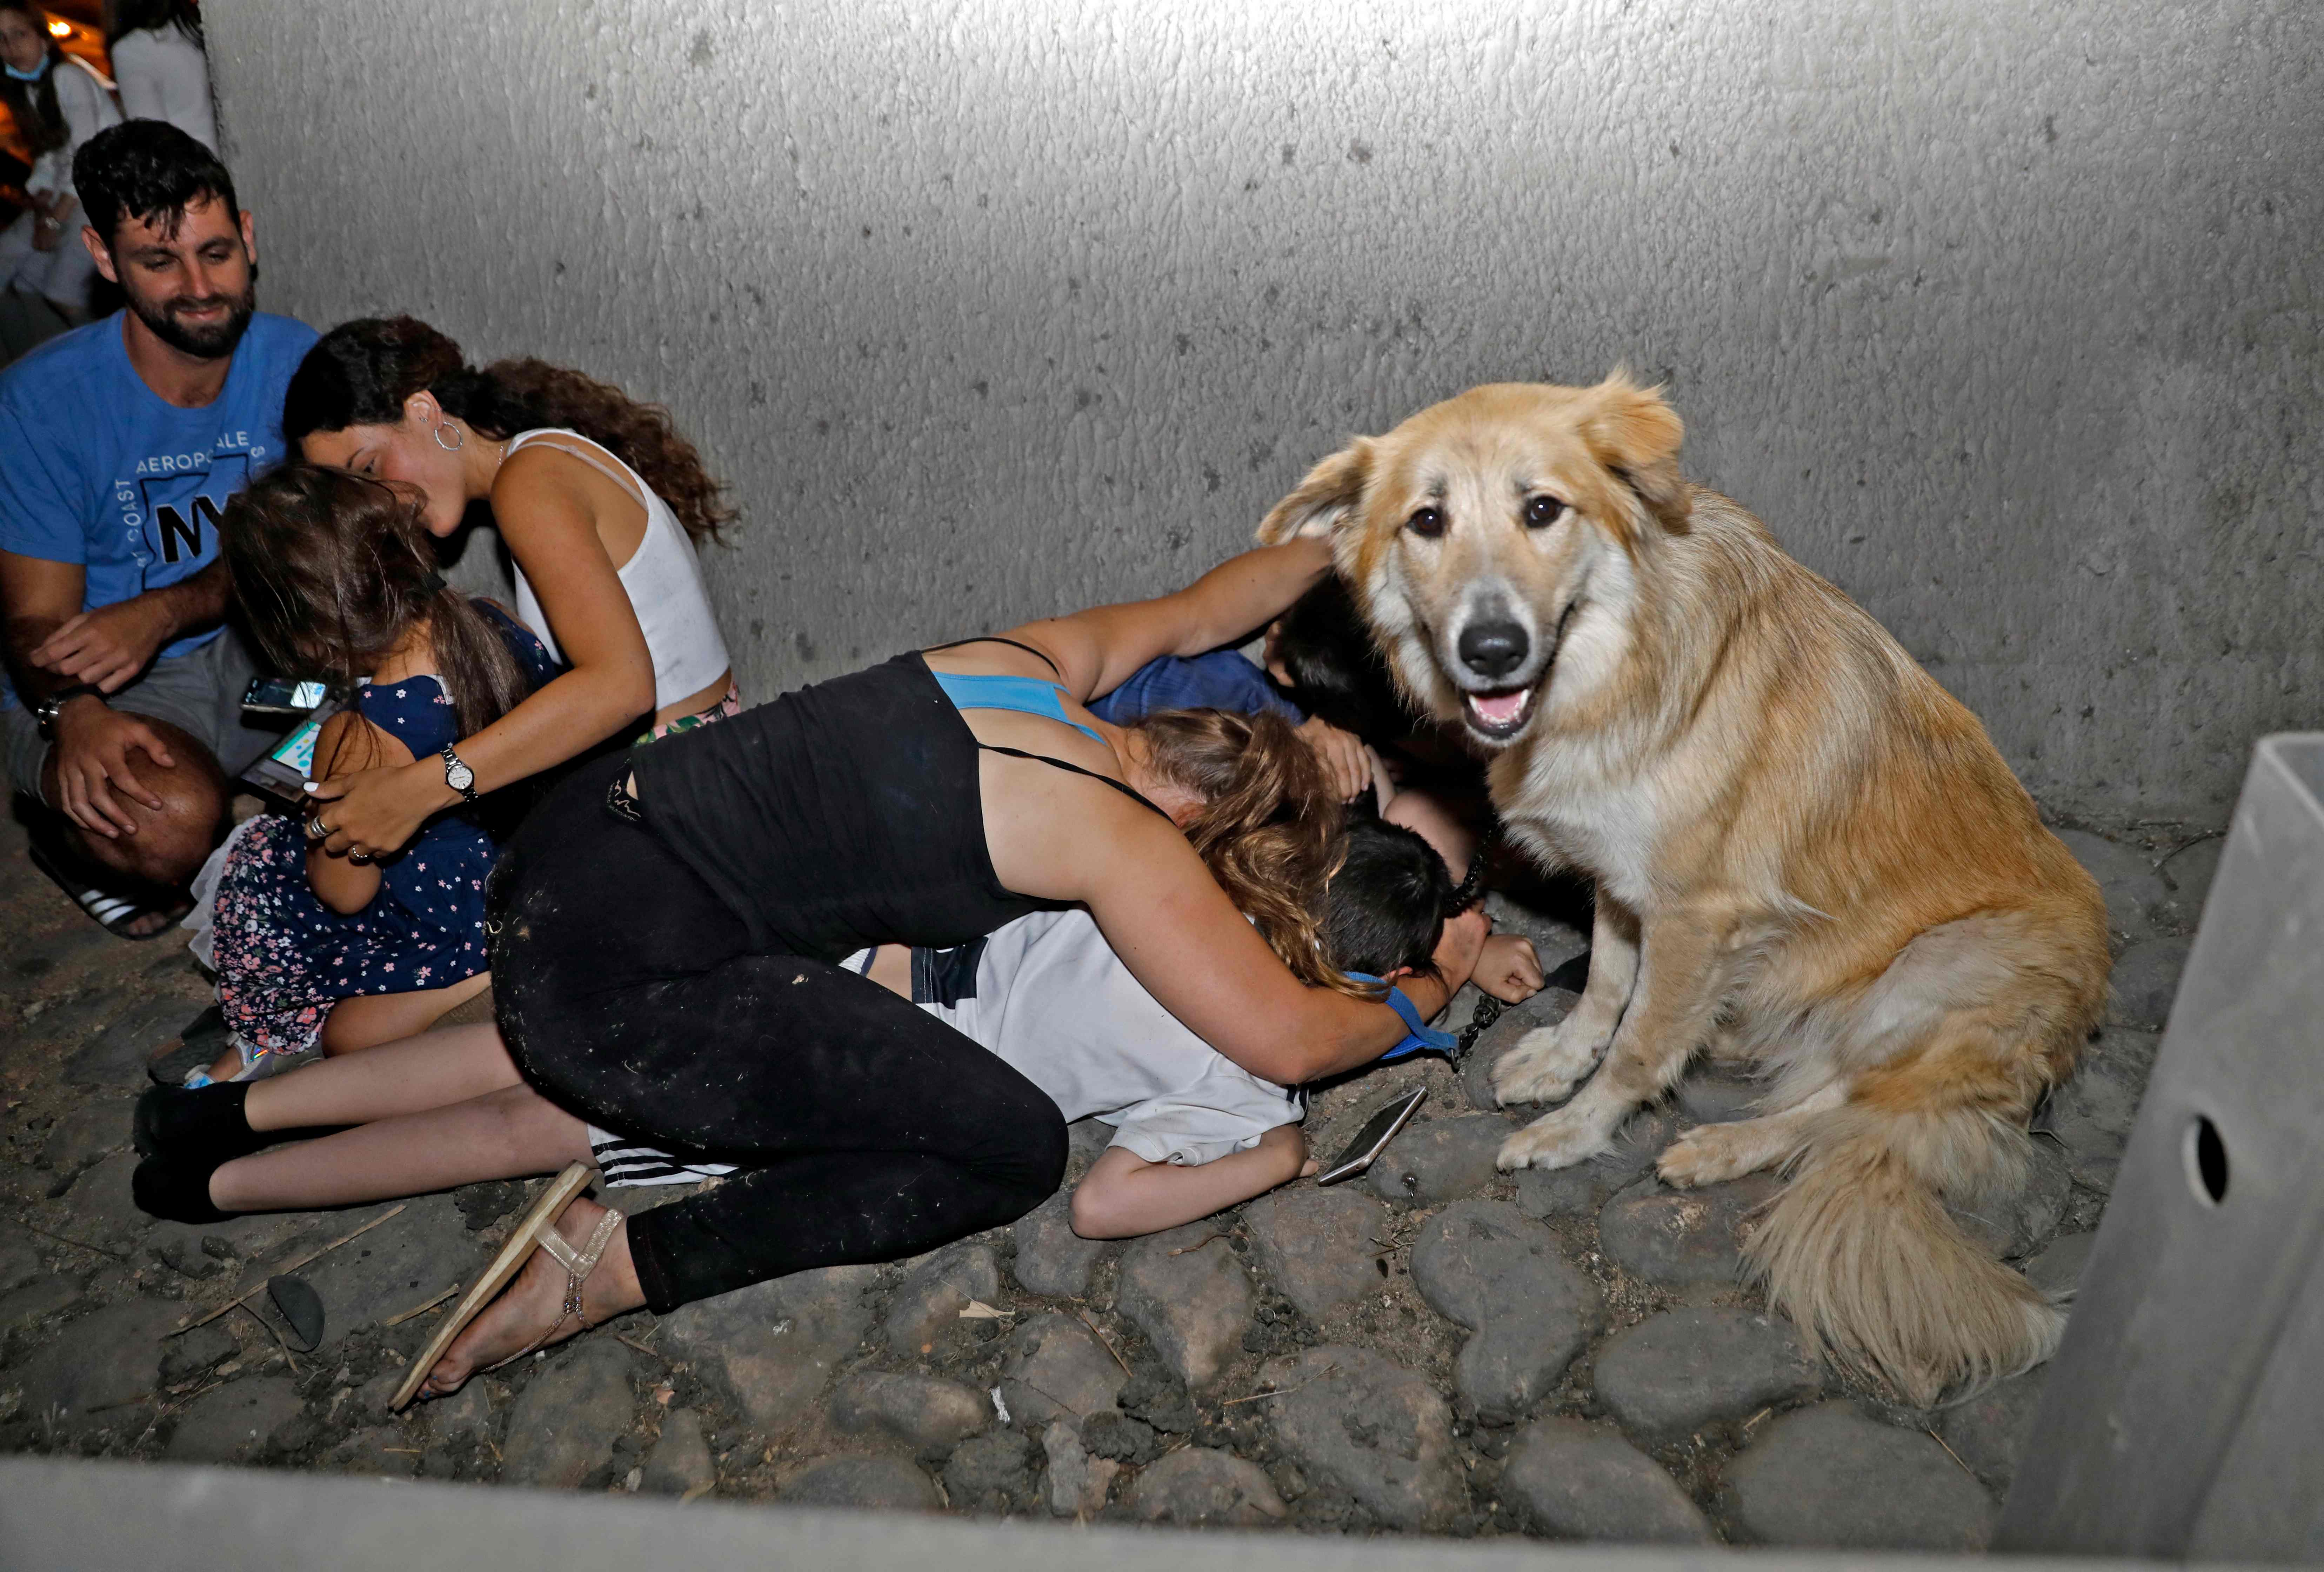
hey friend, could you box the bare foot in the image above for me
[417,1196,643,1400]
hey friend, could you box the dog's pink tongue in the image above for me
[1471,690,1529,725]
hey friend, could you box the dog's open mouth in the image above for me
[1455,600,1575,744]
[1462,686,1538,740]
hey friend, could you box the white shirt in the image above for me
[110,25,214,151]
[905,908,1303,1166]
[25,56,120,198]
[502,429,732,711]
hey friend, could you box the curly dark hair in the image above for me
[221,465,529,747]
[283,316,736,546]
[0,2,65,156]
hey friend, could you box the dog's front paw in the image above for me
[1657,1125,1755,1188]
[1657,1117,1785,1189]
[1490,1021,1602,1107]
[1497,1106,1618,1171]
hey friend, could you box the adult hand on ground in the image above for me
[1296,715,1370,801]
[51,698,173,839]
[302,758,453,861]
[1472,932,1544,1003]
[31,597,173,692]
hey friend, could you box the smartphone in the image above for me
[241,675,330,721]
[238,696,343,807]
[1314,1086,1427,1186]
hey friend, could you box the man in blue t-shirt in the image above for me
[0,121,316,937]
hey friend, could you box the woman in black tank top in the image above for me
[381,538,1483,1400]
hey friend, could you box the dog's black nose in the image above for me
[1458,620,1530,680]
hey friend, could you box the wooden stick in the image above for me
[1927,1427,1979,1480]
[171,1204,407,1334]
[237,1298,300,1375]
[1077,1309,1132,1375]
[381,1284,459,1328]
[616,1333,667,1363]
[1220,1376,1323,1407]
[13,1219,132,1261]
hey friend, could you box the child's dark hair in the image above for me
[221,466,529,761]
[1320,816,1464,982]
[1273,577,1421,741]
[73,119,238,246]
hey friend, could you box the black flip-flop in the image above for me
[26,834,186,941]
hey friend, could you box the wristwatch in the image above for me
[441,743,478,805]
[33,685,99,740]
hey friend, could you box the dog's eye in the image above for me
[1406,506,1447,539]
[1523,494,1568,528]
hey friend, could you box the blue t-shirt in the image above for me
[0,310,318,706]
[1086,650,1305,726]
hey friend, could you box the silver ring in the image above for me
[306,814,330,839]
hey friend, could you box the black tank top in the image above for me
[629,652,1061,959]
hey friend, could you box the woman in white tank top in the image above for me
[283,316,741,862]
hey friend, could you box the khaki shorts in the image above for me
[3,628,275,806]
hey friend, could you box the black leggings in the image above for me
[491,758,1068,1312]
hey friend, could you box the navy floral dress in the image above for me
[207,605,558,1056]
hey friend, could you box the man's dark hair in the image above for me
[1321,815,1459,982]
[73,119,238,247]
[1274,576,1422,742]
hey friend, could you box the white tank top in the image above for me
[503,429,732,711]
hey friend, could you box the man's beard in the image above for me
[127,278,257,358]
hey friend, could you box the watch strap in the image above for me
[440,743,479,805]
[35,684,101,738]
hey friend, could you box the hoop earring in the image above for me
[434,422,465,452]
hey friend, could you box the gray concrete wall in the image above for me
[202,0,2319,828]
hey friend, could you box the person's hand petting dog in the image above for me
[301,756,458,861]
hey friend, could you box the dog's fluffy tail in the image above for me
[1746,1104,2063,1407]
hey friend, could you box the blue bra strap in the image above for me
[929,668,1108,748]
[923,635,1063,676]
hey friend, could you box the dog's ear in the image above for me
[1256,439,1373,544]
[1582,369,1688,528]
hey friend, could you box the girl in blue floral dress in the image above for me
[185,467,559,1083]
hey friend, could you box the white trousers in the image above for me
[0,208,101,312]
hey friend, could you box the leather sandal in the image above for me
[389,1164,622,1410]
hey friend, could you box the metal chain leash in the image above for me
[1447,991,1506,1067]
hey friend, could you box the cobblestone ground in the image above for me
[0,803,2218,1548]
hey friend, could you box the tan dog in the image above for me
[1257,374,2109,1404]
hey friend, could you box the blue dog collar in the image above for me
[1346,973,1456,1061]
